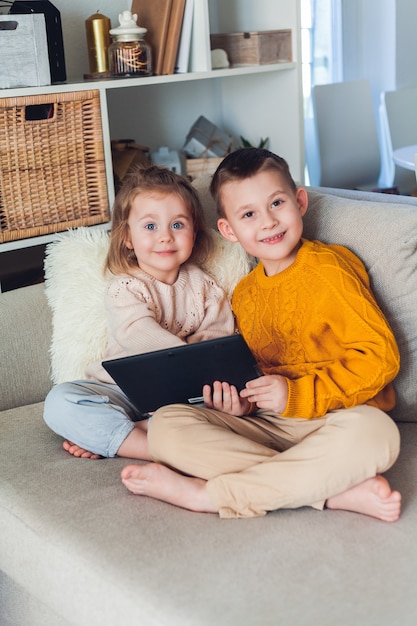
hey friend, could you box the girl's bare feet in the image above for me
[121,463,217,513]
[63,422,150,461]
[63,440,102,460]
[326,475,401,522]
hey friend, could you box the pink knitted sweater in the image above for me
[86,263,235,384]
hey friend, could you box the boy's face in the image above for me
[217,169,308,276]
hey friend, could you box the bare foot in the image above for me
[121,462,217,513]
[63,440,102,460]
[326,475,401,522]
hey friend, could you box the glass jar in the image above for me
[109,11,152,78]
[109,35,151,77]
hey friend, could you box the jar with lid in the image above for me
[109,10,152,78]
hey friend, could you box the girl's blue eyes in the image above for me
[144,222,184,230]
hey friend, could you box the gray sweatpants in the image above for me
[43,380,142,457]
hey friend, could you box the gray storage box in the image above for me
[0,14,51,88]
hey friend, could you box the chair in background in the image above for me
[310,80,383,190]
[380,85,417,195]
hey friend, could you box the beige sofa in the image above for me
[1,181,417,626]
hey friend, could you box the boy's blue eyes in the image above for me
[242,200,282,218]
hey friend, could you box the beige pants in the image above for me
[148,404,400,518]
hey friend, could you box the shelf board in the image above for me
[101,63,297,89]
[0,63,297,97]
[0,223,111,253]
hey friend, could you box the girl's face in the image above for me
[217,169,308,276]
[124,191,196,284]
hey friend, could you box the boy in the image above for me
[121,148,402,522]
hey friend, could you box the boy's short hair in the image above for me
[210,148,297,218]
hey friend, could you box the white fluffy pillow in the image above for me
[44,227,253,385]
[44,228,111,384]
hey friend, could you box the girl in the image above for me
[44,166,235,460]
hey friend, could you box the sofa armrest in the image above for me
[0,283,53,411]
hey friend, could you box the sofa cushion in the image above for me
[44,227,253,385]
[1,400,417,625]
[0,283,52,411]
[303,190,417,423]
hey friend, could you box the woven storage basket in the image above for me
[0,90,110,243]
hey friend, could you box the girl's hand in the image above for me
[203,381,251,416]
[240,375,288,414]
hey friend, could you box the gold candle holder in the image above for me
[85,13,111,78]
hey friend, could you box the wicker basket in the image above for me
[0,90,110,243]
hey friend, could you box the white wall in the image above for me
[396,0,417,89]
[342,0,417,104]
[50,1,130,81]
[340,0,417,190]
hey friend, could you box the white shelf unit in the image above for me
[0,0,304,259]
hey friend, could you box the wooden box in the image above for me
[210,29,292,67]
[185,157,224,181]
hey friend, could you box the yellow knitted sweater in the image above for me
[232,239,400,418]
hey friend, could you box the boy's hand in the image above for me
[240,375,288,414]
[203,381,251,416]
